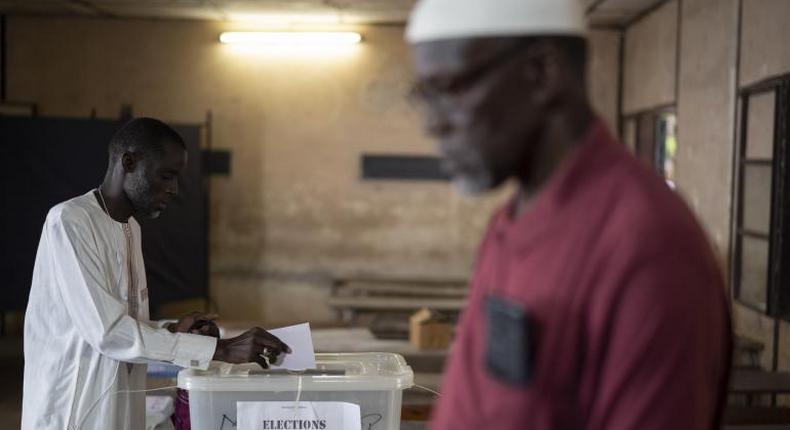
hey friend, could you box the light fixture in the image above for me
[219,31,362,47]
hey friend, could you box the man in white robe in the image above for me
[22,118,289,430]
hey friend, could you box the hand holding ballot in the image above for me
[213,327,292,369]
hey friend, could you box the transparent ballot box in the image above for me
[177,353,414,430]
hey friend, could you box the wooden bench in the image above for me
[327,296,466,313]
[335,282,468,298]
[735,336,765,369]
[725,406,790,426]
[731,370,790,394]
[329,279,468,329]
[724,426,790,430]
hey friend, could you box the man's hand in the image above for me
[212,327,291,369]
[167,312,218,334]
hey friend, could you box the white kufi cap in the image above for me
[406,0,587,44]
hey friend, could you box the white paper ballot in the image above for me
[237,401,361,430]
[268,323,316,370]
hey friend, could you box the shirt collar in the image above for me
[491,118,617,250]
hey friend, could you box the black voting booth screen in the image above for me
[0,117,208,316]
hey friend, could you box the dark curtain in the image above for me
[0,116,208,316]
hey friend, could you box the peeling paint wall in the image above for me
[7,17,621,325]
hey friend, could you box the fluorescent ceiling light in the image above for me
[219,32,362,47]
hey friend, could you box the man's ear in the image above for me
[121,152,138,173]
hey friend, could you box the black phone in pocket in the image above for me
[485,294,533,385]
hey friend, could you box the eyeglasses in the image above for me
[408,40,533,112]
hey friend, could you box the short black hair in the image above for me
[108,117,185,161]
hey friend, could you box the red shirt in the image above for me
[430,120,731,430]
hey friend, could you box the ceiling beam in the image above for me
[65,0,115,17]
[586,0,609,15]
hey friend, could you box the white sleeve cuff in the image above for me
[171,333,217,370]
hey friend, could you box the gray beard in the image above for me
[452,170,495,195]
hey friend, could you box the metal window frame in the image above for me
[733,75,790,318]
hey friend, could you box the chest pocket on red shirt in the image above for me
[485,294,534,385]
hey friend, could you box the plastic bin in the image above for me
[177,352,414,430]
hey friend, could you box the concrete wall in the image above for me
[739,0,790,87]
[7,16,621,325]
[622,0,738,257]
[675,0,738,258]
[588,29,621,132]
[7,17,500,325]
[622,0,678,114]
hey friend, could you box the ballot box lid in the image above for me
[177,352,414,392]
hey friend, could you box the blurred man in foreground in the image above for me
[405,1,731,428]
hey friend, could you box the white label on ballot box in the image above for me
[236,401,361,430]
